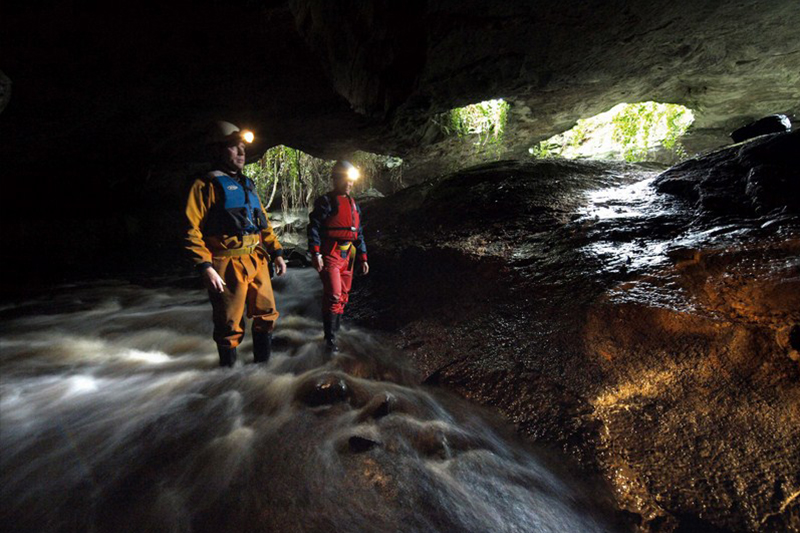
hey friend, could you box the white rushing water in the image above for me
[0,269,617,532]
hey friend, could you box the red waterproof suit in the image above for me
[308,193,368,315]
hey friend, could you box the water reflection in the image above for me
[576,174,679,273]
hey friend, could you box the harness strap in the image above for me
[324,226,357,232]
[212,234,262,258]
[213,244,259,257]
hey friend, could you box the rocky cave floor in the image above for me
[338,131,800,532]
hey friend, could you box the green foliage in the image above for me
[438,98,510,147]
[243,146,333,212]
[568,119,589,149]
[661,107,690,160]
[529,141,558,159]
[244,146,404,212]
[610,102,692,162]
[529,101,694,162]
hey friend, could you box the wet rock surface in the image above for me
[350,149,800,531]
[656,130,800,216]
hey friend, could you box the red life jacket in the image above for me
[323,194,360,241]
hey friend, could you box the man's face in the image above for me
[221,141,246,172]
[334,175,353,195]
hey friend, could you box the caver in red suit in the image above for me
[307,161,370,352]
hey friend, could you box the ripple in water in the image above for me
[0,269,618,532]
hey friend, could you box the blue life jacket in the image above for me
[203,172,268,237]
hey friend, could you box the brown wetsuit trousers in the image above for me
[208,252,279,348]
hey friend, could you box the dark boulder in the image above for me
[655,129,800,215]
[730,114,792,144]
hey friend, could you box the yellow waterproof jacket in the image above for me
[184,171,282,268]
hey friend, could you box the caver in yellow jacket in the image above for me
[185,169,283,366]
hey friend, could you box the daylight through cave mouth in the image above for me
[243,146,403,212]
[530,101,695,163]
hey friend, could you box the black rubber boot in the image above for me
[323,313,338,353]
[217,345,237,368]
[252,332,272,364]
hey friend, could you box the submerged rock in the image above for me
[352,155,800,532]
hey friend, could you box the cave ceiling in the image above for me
[1,0,799,179]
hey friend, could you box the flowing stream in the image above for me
[1,268,617,532]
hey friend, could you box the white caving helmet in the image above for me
[207,120,255,146]
[331,160,361,182]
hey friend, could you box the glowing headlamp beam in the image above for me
[346,167,361,181]
[241,130,255,144]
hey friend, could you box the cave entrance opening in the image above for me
[243,145,402,215]
[437,98,511,147]
[529,101,695,164]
